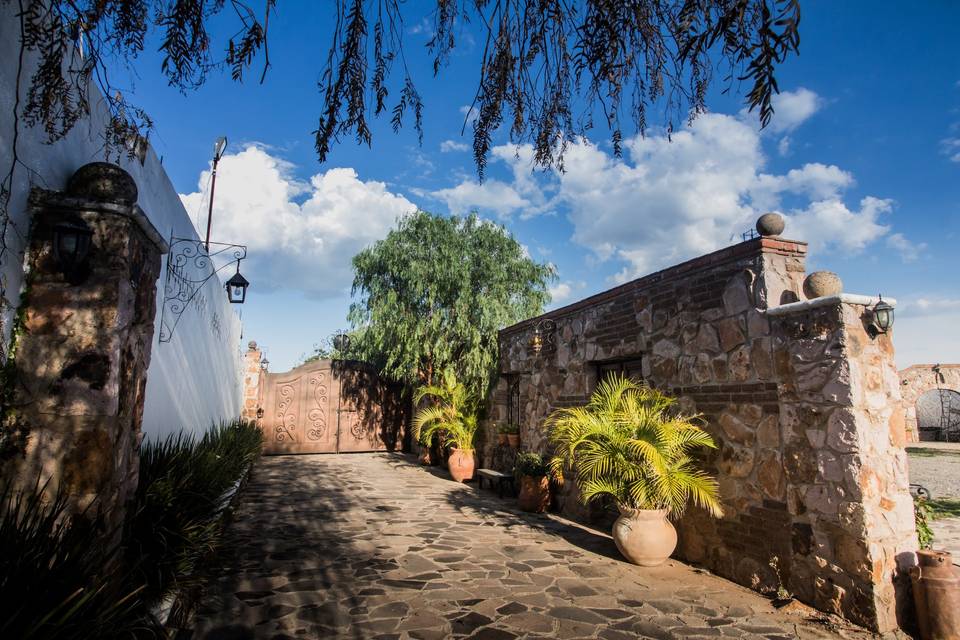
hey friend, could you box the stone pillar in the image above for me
[1,163,167,535]
[241,341,264,422]
[768,295,916,632]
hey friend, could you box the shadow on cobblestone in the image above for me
[186,453,893,639]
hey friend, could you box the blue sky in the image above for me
[127,2,959,371]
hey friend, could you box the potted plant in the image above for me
[547,375,723,566]
[502,423,520,447]
[515,452,551,513]
[412,369,480,483]
[496,424,510,446]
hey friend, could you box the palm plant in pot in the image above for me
[515,452,551,513]
[547,375,723,566]
[412,369,480,483]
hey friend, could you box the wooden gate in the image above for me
[258,359,407,455]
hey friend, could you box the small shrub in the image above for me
[515,452,549,478]
[0,483,157,639]
[125,420,263,604]
[916,496,934,549]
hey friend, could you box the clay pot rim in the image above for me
[617,504,671,519]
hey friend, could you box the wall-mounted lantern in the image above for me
[256,406,264,419]
[260,357,270,371]
[225,260,249,304]
[158,237,249,343]
[332,332,351,354]
[528,318,556,356]
[52,219,94,284]
[868,295,895,336]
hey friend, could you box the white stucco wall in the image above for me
[0,6,243,438]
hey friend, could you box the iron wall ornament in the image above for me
[158,236,248,343]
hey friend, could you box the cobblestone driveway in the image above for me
[188,453,885,640]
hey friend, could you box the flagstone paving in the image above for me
[186,453,894,640]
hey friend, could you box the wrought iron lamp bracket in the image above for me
[158,235,247,343]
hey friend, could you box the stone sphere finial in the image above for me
[248,340,258,350]
[756,212,785,237]
[67,162,138,206]
[803,271,843,299]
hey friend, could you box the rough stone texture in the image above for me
[242,341,265,421]
[187,453,894,639]
[1,185,165,535]
[490,236,917,632]
[899,364,960,442]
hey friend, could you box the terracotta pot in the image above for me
[612,506,677,566]
[447,448,476,482]
[518,475,550,513]
[497,433,508,446]
[506,434,520,447]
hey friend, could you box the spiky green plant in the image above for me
[0,482,156,639]
[547,375,723,518]
[412,369,480,452]
[125,420,263,604]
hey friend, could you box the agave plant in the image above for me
[547,375,723,518]
[412,369,480,451]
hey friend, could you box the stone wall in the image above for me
[490,236,916,632]
[2,181,166,534]
[899,364,960,442]
[241,341,265,421]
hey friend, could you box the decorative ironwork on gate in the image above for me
[257,360,407,455]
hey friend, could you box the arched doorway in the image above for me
[916,388,960,442]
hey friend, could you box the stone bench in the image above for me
[476,469,515,498]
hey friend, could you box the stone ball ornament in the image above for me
[803,271,843,299]
[67,162,138,206]
[755,212,786,237]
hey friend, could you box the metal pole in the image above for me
[204,155,220,252]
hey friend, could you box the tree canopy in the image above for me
[9,0,801,175]
[348,210,555,398]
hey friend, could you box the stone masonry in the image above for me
[1,165,167,536]
[489,235,917,632]
[899,364,960,442]
[242,341,265,422]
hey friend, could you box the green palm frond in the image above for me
[546,374,722,518]
[412,369,480,451]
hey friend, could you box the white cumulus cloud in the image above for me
[440,139,470,153]
[180,145,417,299]
[767,87,823,133]
[431,108,921,280]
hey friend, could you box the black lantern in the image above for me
[260,357,269,371]
[256,406,264,419]
[52,219,94,284]
[332,332,351,354]
[225,260,249,304]
[871,296,895,335]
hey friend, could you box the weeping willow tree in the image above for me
[348,211,554,399]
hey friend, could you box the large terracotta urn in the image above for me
[518,476,550,513]
[447,448,476,482]
[612,506,677,566]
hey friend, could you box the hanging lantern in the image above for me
[333,332,351,354]
[225,260,249,304]
[529,326,543,355]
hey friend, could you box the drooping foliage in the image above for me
[411,368,480,452]
[349,210,554,398]
[7,0,801,174]
[547,375,723,518]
